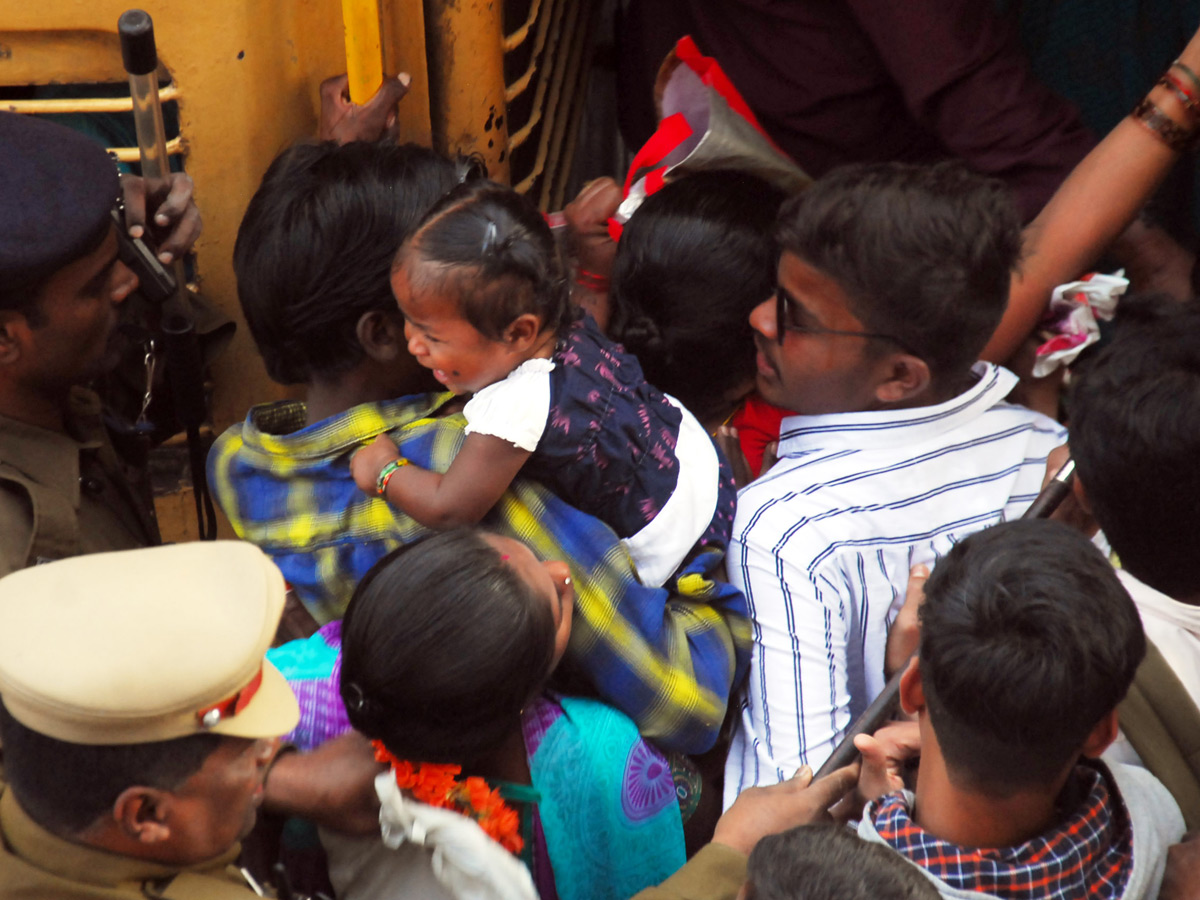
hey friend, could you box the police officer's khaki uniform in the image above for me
[0,387,159,577]
[0,789,253,900]
[0,542,300,900]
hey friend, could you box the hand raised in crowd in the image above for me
[564,177,622,330]
[120,171,203,265]
[564,176,622,278]
[711,431,779,491]
[319,72,411,145]
[885,563,930,678]
[710,763,860,857]
[759,440,778,477]
[263,731,386,835]
[1042,443,1098,537]
[851,720,922,809]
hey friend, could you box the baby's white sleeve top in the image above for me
[462,358,554,452]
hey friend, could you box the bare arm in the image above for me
[350,432,530,530]
[262,731,385,835]
[983,27,1200,362]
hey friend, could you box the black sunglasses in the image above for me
[774,286,913,353]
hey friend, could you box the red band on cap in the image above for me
[195,665,264,727]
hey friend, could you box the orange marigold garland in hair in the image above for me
[372,740,525,854]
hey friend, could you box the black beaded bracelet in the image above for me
[1132,96,1198,153]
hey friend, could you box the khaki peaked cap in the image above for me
[0,541,299,745]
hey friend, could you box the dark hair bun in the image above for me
[620,313,665,358]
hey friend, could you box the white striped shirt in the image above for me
[723,364,1066,806]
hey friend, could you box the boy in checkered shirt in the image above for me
[854,520,1183,900]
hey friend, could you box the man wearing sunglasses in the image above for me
[724,161,1065,807]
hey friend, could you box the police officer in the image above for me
[0,541,300,899]
[0,111,202,575]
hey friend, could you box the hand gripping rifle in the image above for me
[116,9,217,540]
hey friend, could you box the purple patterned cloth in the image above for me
[266,621,353,751]
[525,316,737,551]
[621,741,676,823]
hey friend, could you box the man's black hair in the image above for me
[339,529,556,769]
[745,824,938,900]
[776,161,1022,380]
[1069,295,1200,600]
[397,180,575,341]
[609,170,786,423]
[918,519,1144,793]
[233,141,480,385]
[0,702,223,835]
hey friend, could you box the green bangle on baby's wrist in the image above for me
[376,458,409,495]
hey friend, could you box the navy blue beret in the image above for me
[0,112,121,299]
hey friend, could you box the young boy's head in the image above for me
[1069,298,1200,601]
[752,162,1021,415]
[912,519,1145,794]
[742,824,938,900]
[233,141,480,386]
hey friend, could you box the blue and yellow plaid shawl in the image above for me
[208,393,750,754]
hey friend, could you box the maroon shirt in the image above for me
[618,0,1096,222]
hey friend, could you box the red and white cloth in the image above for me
[1032,272,1127,378]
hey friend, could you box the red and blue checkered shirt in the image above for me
[869,761,1133,899]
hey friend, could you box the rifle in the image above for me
[116,9,218,540]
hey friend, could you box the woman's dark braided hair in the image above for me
[395,180,576,340]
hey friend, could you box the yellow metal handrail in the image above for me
[109,137,186,163]
[421,0,599,203]
[502,0,541,52]
[512,0,581,196]
[1,83,181,114]
[506,0,565,148]
[341,0,384,103]
[503,0,554,104]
